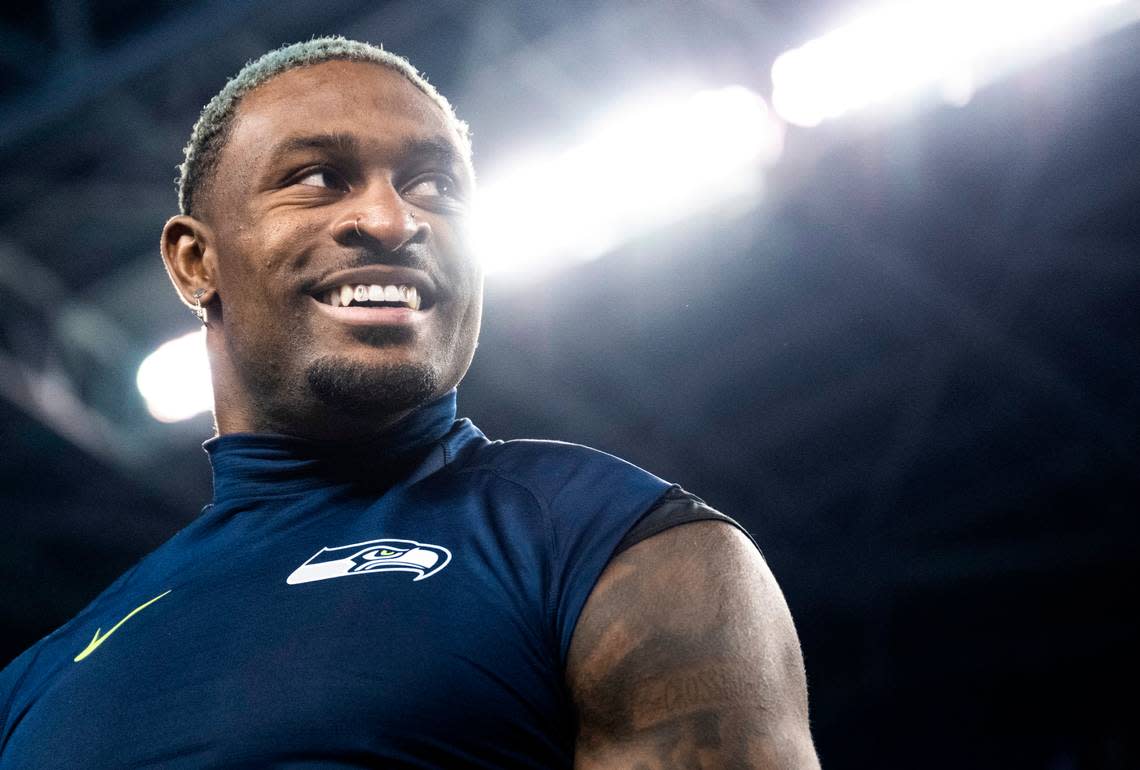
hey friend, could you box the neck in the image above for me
[207,334,433,441]
[203,387,461,503]
[213,397,418,441]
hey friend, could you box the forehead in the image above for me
[226,60,460,162]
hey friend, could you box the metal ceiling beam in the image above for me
[0,0,263,152]
[0,239,210,504]
[0,238,137,366]
[0,348,141,469]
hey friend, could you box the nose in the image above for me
[335,182,427,253]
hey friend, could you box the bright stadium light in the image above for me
[472,84,783,277]
[771,0,1130,127]
[137,327,212,422]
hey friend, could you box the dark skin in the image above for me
[568,522,821,768]
[162,61,482,439]
[161,60,819,767]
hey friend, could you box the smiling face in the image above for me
[176,60,482,438]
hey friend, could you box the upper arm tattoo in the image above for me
[566,521,820,770]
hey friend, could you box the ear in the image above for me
[160,214,218,308]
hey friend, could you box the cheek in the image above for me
[446,271,483,336]
[438,225,483,291]
[445,288,484,364]
[255,216,322,272]
[220,215,322,296]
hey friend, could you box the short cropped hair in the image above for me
[177,36,471,216]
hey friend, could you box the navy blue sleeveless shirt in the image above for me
[0,391,682,768]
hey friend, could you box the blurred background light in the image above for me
[136,328,212,423]
[471,84,783,278]
[771,0,1129,126]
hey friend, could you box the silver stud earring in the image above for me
[192,288,209,325]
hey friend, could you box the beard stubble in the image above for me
[305,354,440,418]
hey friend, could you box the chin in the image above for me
[305,355,442,417]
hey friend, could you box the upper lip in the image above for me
[308,266,439,307]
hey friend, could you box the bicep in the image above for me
[566,521,820,770]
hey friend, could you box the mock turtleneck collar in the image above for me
[203,389,458,503]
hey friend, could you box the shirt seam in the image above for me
[450,465,560,663]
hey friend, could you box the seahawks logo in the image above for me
[286,538,452,585]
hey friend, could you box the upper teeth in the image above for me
[324,284,421,310]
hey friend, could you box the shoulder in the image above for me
[461,437,659,480]
[568,520,820,768]
[455,437,671,513]
[452,437,680,663]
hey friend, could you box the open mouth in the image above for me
[314,283,424,311]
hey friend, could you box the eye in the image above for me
[294,168,347,190]
[403,174,458,200]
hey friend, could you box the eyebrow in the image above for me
[401,136,467,171]
[267,132,466,171]
[271,132,360,159]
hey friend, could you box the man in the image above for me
[0,38,820,768]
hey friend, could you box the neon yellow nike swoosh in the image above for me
[73,589,172,663]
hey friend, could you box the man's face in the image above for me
[202,60,482,433]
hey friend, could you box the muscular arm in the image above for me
[566,521,821,769]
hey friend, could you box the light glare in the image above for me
[472,85,783,277]
[137,327,213,423]
[772,0,1127,126]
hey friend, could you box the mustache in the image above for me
[335,244,431,271]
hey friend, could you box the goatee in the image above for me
[305,357,439,417]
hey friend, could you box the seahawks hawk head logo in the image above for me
[286,538,452,585]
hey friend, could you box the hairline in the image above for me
[178,38,471,218]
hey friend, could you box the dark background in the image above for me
[1,2,1137,768]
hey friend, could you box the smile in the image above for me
[309,293,428,327]
[308,267,438,327]
[316,283,422,311]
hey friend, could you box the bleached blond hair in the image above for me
[177,36,471,216]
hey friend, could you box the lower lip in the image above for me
[310,297,429,326]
